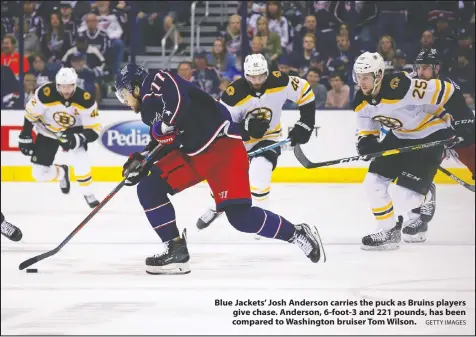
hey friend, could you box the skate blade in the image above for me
[146,262,191,275]
[403,232,427,243]
[361,242,400,251]
[196,212,223,230]
[310,226,327,263]
[253,234,261,240]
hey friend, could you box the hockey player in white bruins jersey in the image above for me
[18,68,102,208]
[196,53,316,230]
[353,52,474,250]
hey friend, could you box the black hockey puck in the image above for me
[26,268,38,273]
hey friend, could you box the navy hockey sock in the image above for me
[137,174,179,242]
[225,204,296,241]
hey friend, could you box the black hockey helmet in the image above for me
[414,48,442,65]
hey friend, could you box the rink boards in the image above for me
[1,109,471,183]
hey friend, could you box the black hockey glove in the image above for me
[18,131,34,156]
[59,132,87,151]
[452,118,475,147]
[242,117,270,139]
[356,135,381,160]
[289,121,313,146]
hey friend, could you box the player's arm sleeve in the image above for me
[80,101,101,142]
[219,85,245,123]
[24,87,45,123]
[354,101,380,138]
[442,85,475,123]
[158,72,191,127]
[286,76,316,127]
[406,77,456,107]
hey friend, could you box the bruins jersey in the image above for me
[24,82,101,139]
[220,71,315,149]
[354,72,456,140]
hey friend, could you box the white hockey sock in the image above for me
[32,164,65,182]
[364,172,396,230]
[250,157,273,211]
[393,185,425,220]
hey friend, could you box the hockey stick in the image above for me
[294,137,463,169]
[248,138,291,158]
[437,166,475,192]
[18,144,163,270]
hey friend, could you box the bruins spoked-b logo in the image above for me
[245,107,273,122]
[53,112,76,128]
[372,115,403,129]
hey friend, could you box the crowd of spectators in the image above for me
[1,1,475,110]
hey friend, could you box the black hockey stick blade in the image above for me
[437,166,475,192]
[294,137,463,169]
[19,144,163,270]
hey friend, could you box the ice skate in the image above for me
[84,194,100,208]
[1,220,22,242]
[413,183,436,222]
[196,208,223,230]
[289,224,326,263]
[146,229,191,275]
[59,165,70,194]
[402,216,428,243]
[362,216,403,250]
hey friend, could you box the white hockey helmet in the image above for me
[56,67,78,93]
[353,52,385,93]
[244,53,268,85]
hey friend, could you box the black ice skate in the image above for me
[1,219,23,242]
[59,165,70,194]
[412,183,436,222]
[361,216,403,250]
[196,208,223,230]
[402,216,428,243]
[84,194,100,208]
[146,229,191,275]
[289,224,326,263]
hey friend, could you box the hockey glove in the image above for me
[59,132,87,151]
[453,118,475,147]
[18,131,34,156]
[151,121,178,146]
[242,117,270,139]
[356,135,381,160]
[122,152,152,186]
[289,121,313,146]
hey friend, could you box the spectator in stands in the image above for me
[251,36,267,57]
[247,0,265,34]
[40,12,71,69]
[29,53,55,87]
[70,52,99,101]
[376,2,409,47]
[432,14,458,68]
[325,72,349,109]
[13,19,40,59]
[207,38,239,81]
[310,1,336,31]
[23,72,37,106]
[88,1,126,76]
[377,35,397,64]
[191,50,220,99]
[306,68,327,109]
[277,55,299,76]
[310,54,330,88]
[59,2,76,43]
[23,0,45,38]
[266,1,292,53]
[254,16,282,64]
[290,33,320,77]
[1,65,21,109]
[450,49,474,96]
[163,1,191,54]
[177,61,193,81]
[78,13,109,56]
[330,34,357,76]
[334,2,377,50]
[1,35,29,77]
[219,78,231,96]
[293,15,318,54]
[391,49,413,74]
[220,14,242,58]
[62,35,107,79]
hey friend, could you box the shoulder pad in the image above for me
[71,87,95,109]
[352,89,368,112]
[379,72,411,101]
[36,82,61,104]
[220,78,251,106]
[266,71,289,89]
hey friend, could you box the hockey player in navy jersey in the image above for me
[115,64,326,274]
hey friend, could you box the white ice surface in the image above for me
[1,182,475,335]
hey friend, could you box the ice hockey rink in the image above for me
[1,182,475,335]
